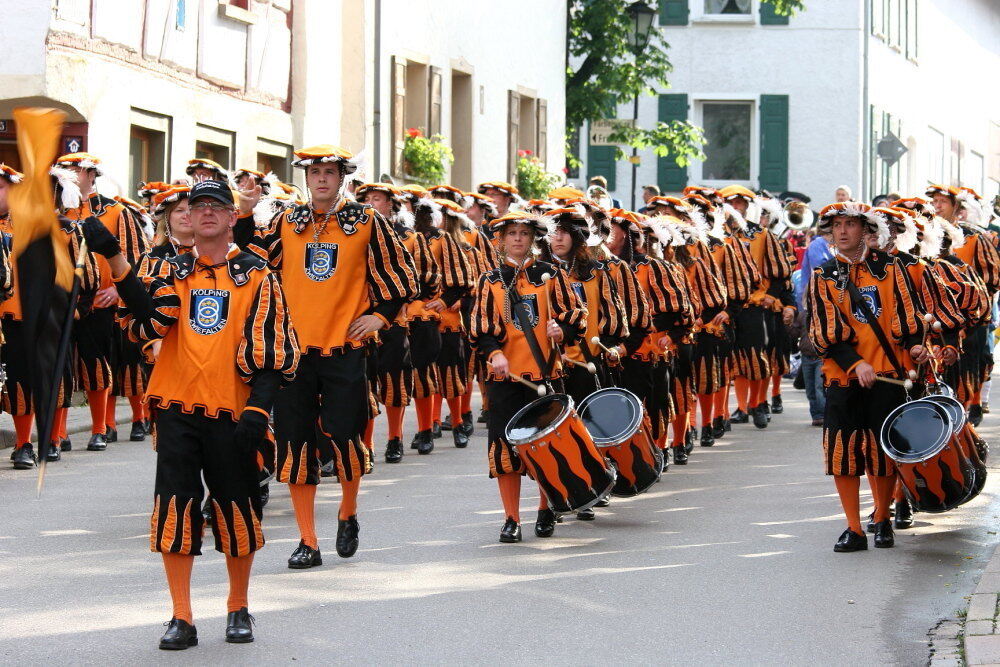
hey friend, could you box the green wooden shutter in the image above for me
[759,2,789,25]
[587,145,617,191]
[659,0,688,26]
[759,94,789,193]
[657,93,688,193]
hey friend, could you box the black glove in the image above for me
[79,216,121,258]
[233,409,269,457]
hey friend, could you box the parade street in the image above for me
[0,385,993,665]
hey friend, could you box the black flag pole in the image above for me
[36,238,88,496]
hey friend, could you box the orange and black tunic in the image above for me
[954,225,1000,296]
[248,199,418,353]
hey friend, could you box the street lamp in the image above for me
[626,1,657,209]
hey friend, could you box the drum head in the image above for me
[924,394,966,434]
[929,383,957,399]
[577,388,643,446]
[506,394,574,446]
[880,399,952,463]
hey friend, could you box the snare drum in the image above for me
[880,398,975,513]
[578,388,662,497]
[506,394,616,514]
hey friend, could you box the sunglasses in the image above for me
[190,201,233,212]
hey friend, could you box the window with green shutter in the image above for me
[657,93,688,193]
[758,94,789,193]
[587,143,617,191]
[660,0,689,26]
[759,1,789,25]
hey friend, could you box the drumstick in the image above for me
[875,376,914,390]
[540,272,557,352]
[590,336,620,359]
[487,361,547,396]
[564,357,597,374]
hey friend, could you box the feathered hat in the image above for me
[186,158,229,180]
[0,164,24,184]
[543,207,602,247]
[818,202,890,249]
[54,152,103,176]
[488,210,551,237]
[292,145,363,174]
[151,186,191,217]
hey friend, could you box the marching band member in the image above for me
[807,202,926,552]
[477,181,520,218]
[82,179,299,648]
[57,152,152,449]
[469,211,586,542]
[248,145,417,569]
[148,186,193,259]
[186,158,229,184]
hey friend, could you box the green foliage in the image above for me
[515,152,562,200]
[567,0,803,168]
[401,128,454,187]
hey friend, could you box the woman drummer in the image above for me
[469,212,586,543]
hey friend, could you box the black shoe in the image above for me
[202,497,214,526]
[730,409,749,424]
[45,443,61,462]
[970,404,984,427]
[660,449,670,472]
[866,511,876,533]
[225,607,255,643]
[752,406,768,429]
[431,422,442,439]
[105,427,118,443]
[453,428,469,448]
[723,419,732,432]
[761,401,771,421]
[385,438,403,463]
[873,519,894,548]
[87,433,107,451]
[833,529,868,552]
[700,426,714,447]
[712,416,725,439]
[260,483,269,508]
[673,446,688,465]
[336,515,360,558]
[440,415,453,431]
[287,540,322,569]
[478,408,489,424]
[684,428,696,454]
[460,412,475,437]
[576,507,595,521]
[894,498,913,529]
[61,438,72,452]
[595,494,610,507]
[534,509,556,537]
[413,429,434,455]
[159,618,198,650]
[499,517,522,543]
[130,421,146,442]
[771,394,783,414]
[11,444,36,470]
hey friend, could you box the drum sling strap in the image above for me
[844,277,907,380]
[507,274,558,378]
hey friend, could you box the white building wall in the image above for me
[376,0,566,188]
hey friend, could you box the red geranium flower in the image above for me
[517,149,528,158]
[406,128,422,138]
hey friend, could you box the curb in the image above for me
[0,415,134,451]
[961,542,1000,666]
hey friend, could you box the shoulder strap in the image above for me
[843,276,906,379]
[506,273,557,376]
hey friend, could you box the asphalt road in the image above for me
[0,383,997,665]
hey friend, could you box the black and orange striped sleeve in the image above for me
[469,272,505,358]
[471,227,499,273]
[597,268,628,343]
[807,268,861,372]
[972,234,1000,293]
[647,259,693,331]
[549,268,587,338]
[913,260,964,336]
[247,209,285,270]
[889,261,927,348]
[762,230,793,281]
[718,243,753,305]
[237,271,300,385]
[438,234,474,305]
[117,257,180,344]
[607,258,650,335]
[367,210,419,321]
[688,257,727,317]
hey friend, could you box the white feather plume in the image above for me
[757,197,782,227]
[937,216,966,249]
[395,208,415,230]
[49,166,82,211]
[918,219,944,259]
[708,207,727,240]
[722,203,747,231]
[893,215,919,254]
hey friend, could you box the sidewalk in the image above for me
[962,543,1000,665]
[0,395,134,450]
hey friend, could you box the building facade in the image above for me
[0,0,565,197]
[577,0,999,206]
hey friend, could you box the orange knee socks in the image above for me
[670,414,688,447]
[833,475,862,534]
[162,552,194,624]
[414,397,434,432]
[893,477,905,503]
[128,395,144,423]
[870,475,895,523]
[56,408,68,441]
[714,385,730,419]
[385,406,405,441]
[432,393,442,426]
[537,485,549,511]
[288,483,318,549]
[339,477,360,520]
[497,473,521,522]
[752,379,769,408]
[86,389,109,435]
[771,374,781,397]
[225,553,254,612]
[697,394,714,427]
[12,414,33,445]
[446,396,464,427]
[734,377,750,411]
[104,394,116,431]
[362,419,375,453]
[460,386,473,415]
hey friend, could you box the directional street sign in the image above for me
[589,119,634,146]
[877,131,908,166]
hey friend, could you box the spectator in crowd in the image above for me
[638,185,660,214]
[834,185,852,202]
[588,176,621,208]
[795,222,834,309]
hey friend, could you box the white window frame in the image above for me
[968,151,985,194]
[691,95,758,189]
[691,0,756,24]
[926,126,945,185]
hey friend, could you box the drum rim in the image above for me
[927,382,956,399]
[577,387,644,447]
[879,398,953,463]
[923,394,967,434]
[505,393,575,447]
